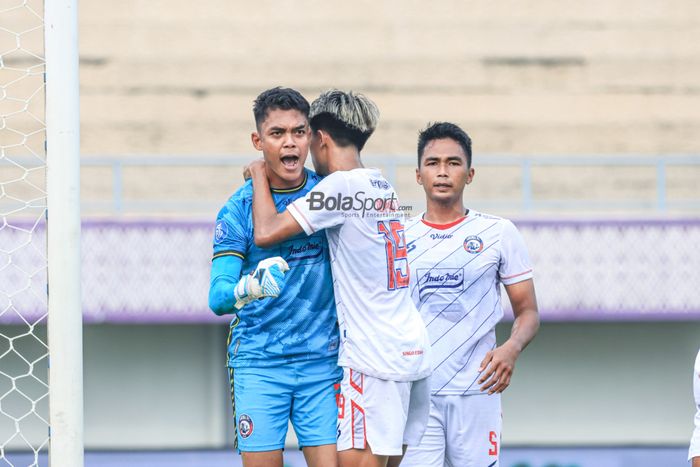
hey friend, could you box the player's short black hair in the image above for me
[417,122,472,167]
[309,90,379,151]
[253,87,310,129]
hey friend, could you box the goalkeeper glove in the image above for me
[233,257,289,310]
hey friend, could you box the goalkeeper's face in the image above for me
[252,109,310,188]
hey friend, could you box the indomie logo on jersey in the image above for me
[463,235,484,254]
[281,234,324,265]
[417,268,464,299]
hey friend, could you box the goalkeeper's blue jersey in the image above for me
[212,169,339,368]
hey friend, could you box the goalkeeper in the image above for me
[208,87,341,467]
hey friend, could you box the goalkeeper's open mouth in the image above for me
[280,155,300,170]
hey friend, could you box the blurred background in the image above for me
[2,1,700,466]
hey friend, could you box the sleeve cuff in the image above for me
[500,269,534,285]
[288,203,315,235]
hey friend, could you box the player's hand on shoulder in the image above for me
[243,159,266,181]
[477,341,521,395]
[233,256,290,310]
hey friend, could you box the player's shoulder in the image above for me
[470,210,524,240]
[470,210,511,227]
[217,181,253,219]
[305,168,324,188]
[403,214,425,242]
[405,213,424,229]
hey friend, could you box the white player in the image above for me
[401,122,540,467]
[690,348,700,466]
[246,90,431,467]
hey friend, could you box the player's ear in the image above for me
[466,167,475,185]
[415,167,423,185]
[251,132,262,151]
[318,130,329,148]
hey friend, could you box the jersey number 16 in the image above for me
[377,220,409,291]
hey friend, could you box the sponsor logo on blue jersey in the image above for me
[214,220,228,244]
[464,235,484,254]
[281,234,325,265]
[417,267,464,299]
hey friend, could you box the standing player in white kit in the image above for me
[246,90,431,467]
[401,122,540,467]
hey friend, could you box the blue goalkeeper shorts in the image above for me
[229,357,342,452]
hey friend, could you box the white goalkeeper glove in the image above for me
[233,257,290,310]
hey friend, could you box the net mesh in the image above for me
[0,0,49,465]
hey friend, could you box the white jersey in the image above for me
[404,211,533,395]
[690,348,700,460]
[288,168,431,382]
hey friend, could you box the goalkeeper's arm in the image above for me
[209,256,289,315]
[209,255,244,316]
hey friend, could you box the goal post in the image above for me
[45,0,83,465]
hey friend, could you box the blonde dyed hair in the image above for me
[309,90,379,134]
[309,90,380,150]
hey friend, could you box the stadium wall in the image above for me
[68,322,700,448]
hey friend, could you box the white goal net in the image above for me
[1,0,49,465]
[2,1,81,466]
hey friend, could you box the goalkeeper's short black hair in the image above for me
[309,90,379,151]
[253,87,310,129]
[417,122,472,168]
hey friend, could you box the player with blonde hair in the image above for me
[246,90,431,467]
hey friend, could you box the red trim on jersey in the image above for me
[501,269,533,280]
[421,215,467,230]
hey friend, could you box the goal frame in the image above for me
[44,0,83,465]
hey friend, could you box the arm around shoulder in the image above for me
[249,165,304,248]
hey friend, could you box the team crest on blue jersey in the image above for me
[214,220,229,244]
[239,414,253,439]
[463,235,483,254]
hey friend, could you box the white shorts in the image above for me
[401,393,501,467]
[336,367,430,456]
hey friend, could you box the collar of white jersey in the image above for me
[419,209,471,230]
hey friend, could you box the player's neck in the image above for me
[328,147,364,172]
[266,169,306,190]
[424,200,467,225]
